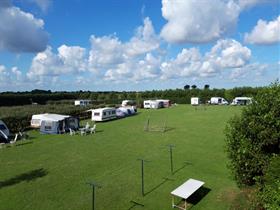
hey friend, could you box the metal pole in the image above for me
[87,182,101,210]
[166,144,175,174]
[170,146,173,174]
[92,186,95,210]
[141,159,144,196]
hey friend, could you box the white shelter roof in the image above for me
[32,113,70,122]
[171,179,204,199]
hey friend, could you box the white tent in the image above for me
[37,114,79,134]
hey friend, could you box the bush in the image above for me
[225,82,280,186]
[257,155,280,209]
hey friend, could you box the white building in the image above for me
[90,107,117,122]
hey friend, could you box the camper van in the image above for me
[231,97,252,105]
[210,97,228,105]
[143,100,164,109]
[0,120,10,142]
[91,107,116,122]
[191,97,200,106]
[37,114,79,134]
[74,100,91,106]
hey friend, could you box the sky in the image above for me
[0,0,279,91]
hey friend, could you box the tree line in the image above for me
[0,86,263,107]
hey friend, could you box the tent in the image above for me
[38,114,79,134]
[116,106,136,118]
[0,120,10,143]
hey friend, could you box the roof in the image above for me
[32,113,70,122]
[171,178,204,199]
[89,107,116,112]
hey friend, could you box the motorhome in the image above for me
[143,100,164,109]
[210,97,228,105]
[231,97,252,105]
[191,97,200,106]
[74,100,91,106]
[90,107,117,122]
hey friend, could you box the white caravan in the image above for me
[210,97,228,105]
[231,97,252,105]
[91,107,116,122]
[143,100,164,109]
[74,100,91,106]
[0,120,10,141]
[191,97,200,106]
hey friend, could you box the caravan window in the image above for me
[145,103,150,105]
[103,111,107,116]
[94,112,100,116]
[112,110,116,114]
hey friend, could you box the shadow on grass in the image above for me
[144,177,174,196]
[173,161,192,175]
[164,127,175,132]
[128,200,144,210]
[186,186,211,205]
[15,141,33,147]
[0,168,48,189]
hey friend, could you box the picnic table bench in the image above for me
[171,178,205,210]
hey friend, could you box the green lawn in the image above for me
[0,105,242,210]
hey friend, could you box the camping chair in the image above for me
[10,134,18,144]
[69,128,76,136]
[90,124,96,134]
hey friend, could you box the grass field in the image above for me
[0,105,243,210]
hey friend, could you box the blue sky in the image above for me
[0,0,279,91]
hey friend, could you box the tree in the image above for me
[225,81,280,186]
[191,85,197,89]
[184,84,190,90]
[204,84,210,89]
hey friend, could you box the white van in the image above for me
[231,97,252,105]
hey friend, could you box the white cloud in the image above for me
[245,16,280,45]
[0,65,26,89]
[160,39,251,79]
[27,45,87,80]
[229,63,268,80]
[0,0,48,52]
[30,0,52,12]
[160,0,240,43]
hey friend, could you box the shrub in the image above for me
[257,155,280,209]
[225,82,280,186]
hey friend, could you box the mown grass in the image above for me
[0,105,242,210]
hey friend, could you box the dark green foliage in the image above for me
[225,82,280,186]
[0,86,263,106]
[257,155,280,209]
